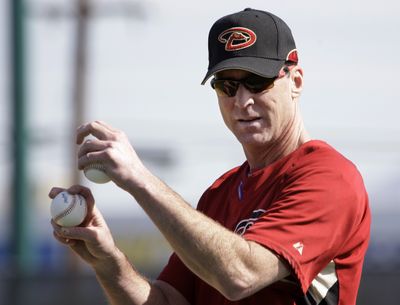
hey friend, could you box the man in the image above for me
[50,8,370,305]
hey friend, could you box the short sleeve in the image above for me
[243,152,368,293]
[157,253,195,303]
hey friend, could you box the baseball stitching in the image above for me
[85,162,106,171]
[54,194,78,223]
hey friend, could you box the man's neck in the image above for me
[244,119,311,173]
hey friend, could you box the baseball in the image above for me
[50,191,87,227]
[84,163,111,184]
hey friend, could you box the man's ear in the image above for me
[291,66,304,100]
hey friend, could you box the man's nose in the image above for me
[234,85,255,108]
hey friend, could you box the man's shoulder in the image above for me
[289,140,367,195]
[294,140,358,171]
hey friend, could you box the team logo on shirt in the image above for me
[234,209,266,235]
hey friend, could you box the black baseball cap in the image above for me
[201,8,298,85]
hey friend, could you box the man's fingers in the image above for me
[53,231,76,246]
[76,121,112,145]
[77,138,109,159]
[48,187,66,199]
[92,120,119,133]
[77,149,111,171]
[67,185,95,206]
[52,222,99,265]
[52,223,93,244]
[53,230,95,263]
[63,186,96,224]
[52,223,77,246]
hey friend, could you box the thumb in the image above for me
[58,226,93,242]
[51,221,94,244]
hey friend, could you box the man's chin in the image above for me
[237,134,273,148]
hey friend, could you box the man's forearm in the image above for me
[93,248,164,305]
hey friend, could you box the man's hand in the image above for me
[49,185,190,305]
[76,121,147,191]
[49,185,120,269]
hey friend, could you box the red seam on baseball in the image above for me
[54,194,77,223]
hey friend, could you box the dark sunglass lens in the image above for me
[223,81,240,97]
[244,75,275,93]
[213,80,239,97]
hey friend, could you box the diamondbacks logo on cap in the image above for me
[218,27,257,51]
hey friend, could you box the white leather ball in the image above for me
[84,163,111,184]
[51,191,87,227]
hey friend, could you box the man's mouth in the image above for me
[238,117,261,123]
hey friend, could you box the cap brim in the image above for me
[201,57,285,85]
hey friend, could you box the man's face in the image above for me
[215,68,299,150]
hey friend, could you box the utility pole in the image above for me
[68,0,148,278]
[72,0,90,186]
[10,0,29,274]
[9,0,30,304]
[29,0,147,185]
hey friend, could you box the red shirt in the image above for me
[158,140,371,305]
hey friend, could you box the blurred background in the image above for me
[0,0,399,304]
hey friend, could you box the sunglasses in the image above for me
[210,65,294,97]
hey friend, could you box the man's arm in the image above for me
[129,170,290,300]
[93,251,190,305]
[50,185,189,305]
[76,121,290,300]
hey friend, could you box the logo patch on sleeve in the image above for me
[293,242,304,255]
